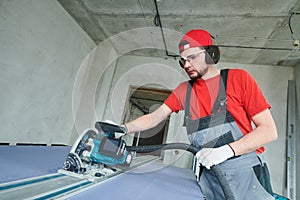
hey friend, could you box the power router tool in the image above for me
[62,121,133,175]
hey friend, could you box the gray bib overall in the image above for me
[184,69,274,200]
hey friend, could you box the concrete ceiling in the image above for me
[58,0,300,67]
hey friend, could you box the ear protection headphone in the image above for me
[204,45,220,64]
[178,39,220,65]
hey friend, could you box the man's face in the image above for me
[179,47,208,80]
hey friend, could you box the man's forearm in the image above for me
[125,114,156,134]
[229,109,278,156]
[125,104,172,134]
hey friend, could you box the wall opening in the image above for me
[122,85,171,157]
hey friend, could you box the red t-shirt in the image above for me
[164,69,271,153]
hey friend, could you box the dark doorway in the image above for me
[122,85,171,157]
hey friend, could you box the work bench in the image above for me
[0,145,203,200]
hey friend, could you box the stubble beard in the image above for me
[189,65,209,80]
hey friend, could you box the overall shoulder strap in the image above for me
[220,69,229,90]
[183,69,229,126]
[212,69,229,114]
[183,80,194,126]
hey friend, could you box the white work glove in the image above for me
[104,120,127,138]
[196,144,235,169]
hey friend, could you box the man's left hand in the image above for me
[196,144,235,169]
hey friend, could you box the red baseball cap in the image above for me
[179,29,213,52]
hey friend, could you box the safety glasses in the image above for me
[179,50,206,68]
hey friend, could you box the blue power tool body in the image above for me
[63,122,132,174]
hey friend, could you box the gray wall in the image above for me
[0,0,95,145]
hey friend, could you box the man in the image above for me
[123,29,277,199]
